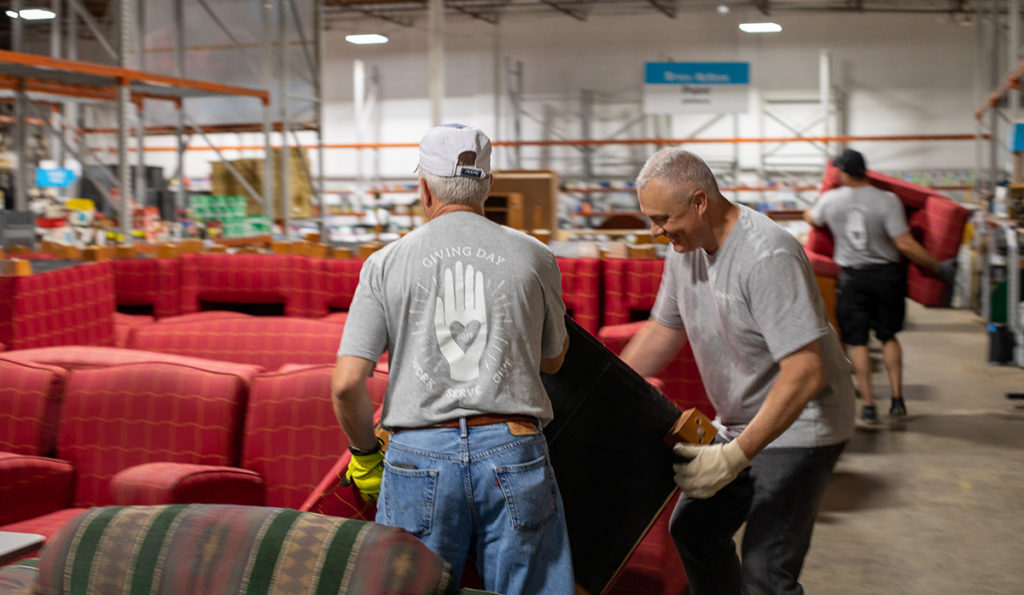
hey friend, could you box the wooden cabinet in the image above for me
[484,192,524,228]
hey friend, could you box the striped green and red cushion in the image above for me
[36,504,460,595]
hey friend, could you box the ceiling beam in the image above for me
[648,0,676,18]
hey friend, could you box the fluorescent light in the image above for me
[19,9,57,20]
[739,22,782,33]
[345,34,389,45]
[5,10,19,18]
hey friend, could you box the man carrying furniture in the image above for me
[620,147,855,595]
[803,148,956,425]
[331,124,573,595]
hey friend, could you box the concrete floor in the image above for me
[799,302,1024,594]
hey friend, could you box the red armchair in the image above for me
[0,358,66,457]
[0,361,254,538]
[807,163,971,307]
[111,258,182,318]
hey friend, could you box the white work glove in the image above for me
[673,441,751,499]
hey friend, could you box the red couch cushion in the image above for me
[0,507,87,541]
[127,317,344,371]
[0,345,263,378]
[0,261,116,350]
[57,362,249,507]
[0,359,66,456]
[0,452,74,527]
[557,257,602,336]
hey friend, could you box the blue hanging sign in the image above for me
[36,168,77,188]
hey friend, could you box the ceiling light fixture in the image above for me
[739,22,782,33]
[10,8,58,20]
[345,34,389,45]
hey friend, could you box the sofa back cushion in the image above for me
[0,359,66,455]
[128,317,344,371]
[179,253,318,317]
[320,258,364,315]
[37,504,459,595]
[557,257,602,336]
[57,362,249,507]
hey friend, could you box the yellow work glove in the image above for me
[344,439,385,502]
[673,440,750,500]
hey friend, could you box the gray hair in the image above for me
[635,147,721,205]
[421,171,490,207]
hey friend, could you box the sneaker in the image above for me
[858,405,881,427]
[890,397,907,417]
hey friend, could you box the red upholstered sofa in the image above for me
[110,257,182,318]
[806,163,972,307]
[178,253,323,317]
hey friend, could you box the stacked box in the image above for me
[188,195,257,238]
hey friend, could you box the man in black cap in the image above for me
[804,149,955,425]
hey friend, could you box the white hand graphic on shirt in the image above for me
[434,261,488,382]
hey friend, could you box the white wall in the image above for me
[142,6,983,191]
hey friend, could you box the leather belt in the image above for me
[391,413,538,434]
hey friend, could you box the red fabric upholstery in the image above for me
[111,258,182,318]
[602,258,665,326]
[318,258,364,317]
[178,253,317,317]
[607,493,687,595]
[321,311,349,325]
[0,359,66,456]
[0,452,74,527]
[0,345,263,377]
[243,366,388,510]
[807,163,971,307]
[112,312,154,348]
[110,462,264,506]
[0,261,116,350]
[598,322,713,417]
[557,257,602,336]
[127,317,344,371]
[0,507,88,543]
[57,362,249,507]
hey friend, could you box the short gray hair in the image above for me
[636,148,721,205]
[421,171,490,207]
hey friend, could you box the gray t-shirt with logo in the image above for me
[652,205,854,448]
[338,211,568,430]
[808,185,910,268]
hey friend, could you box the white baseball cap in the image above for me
[416,123,492,179]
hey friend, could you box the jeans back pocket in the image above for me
[494,455,557,533]
[380,461,437,537]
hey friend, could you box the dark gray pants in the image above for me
[670,442,846,595]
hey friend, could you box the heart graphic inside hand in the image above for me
[450,321,481,352]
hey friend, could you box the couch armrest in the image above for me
[0,452,74,526]
[110,462,265,506]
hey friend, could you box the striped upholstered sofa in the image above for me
[0,503,494,594]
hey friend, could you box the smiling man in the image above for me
[619,148,855,595]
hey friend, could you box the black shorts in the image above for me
[835,263,906,346]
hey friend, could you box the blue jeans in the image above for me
[670,442,846,595]
[377,419,574,595]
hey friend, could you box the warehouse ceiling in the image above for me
[323,0,980,25]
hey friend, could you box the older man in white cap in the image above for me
[331,124,573,594]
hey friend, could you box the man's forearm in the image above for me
[893,233,939,272]
[619,319,688,378]
[735,344,825,460]
[331,356,380,452]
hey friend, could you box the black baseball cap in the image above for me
[832,149,867,177]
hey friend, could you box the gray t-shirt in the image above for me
[338,211,568,430]
[652,205,854,448]
[808,185,910,268]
